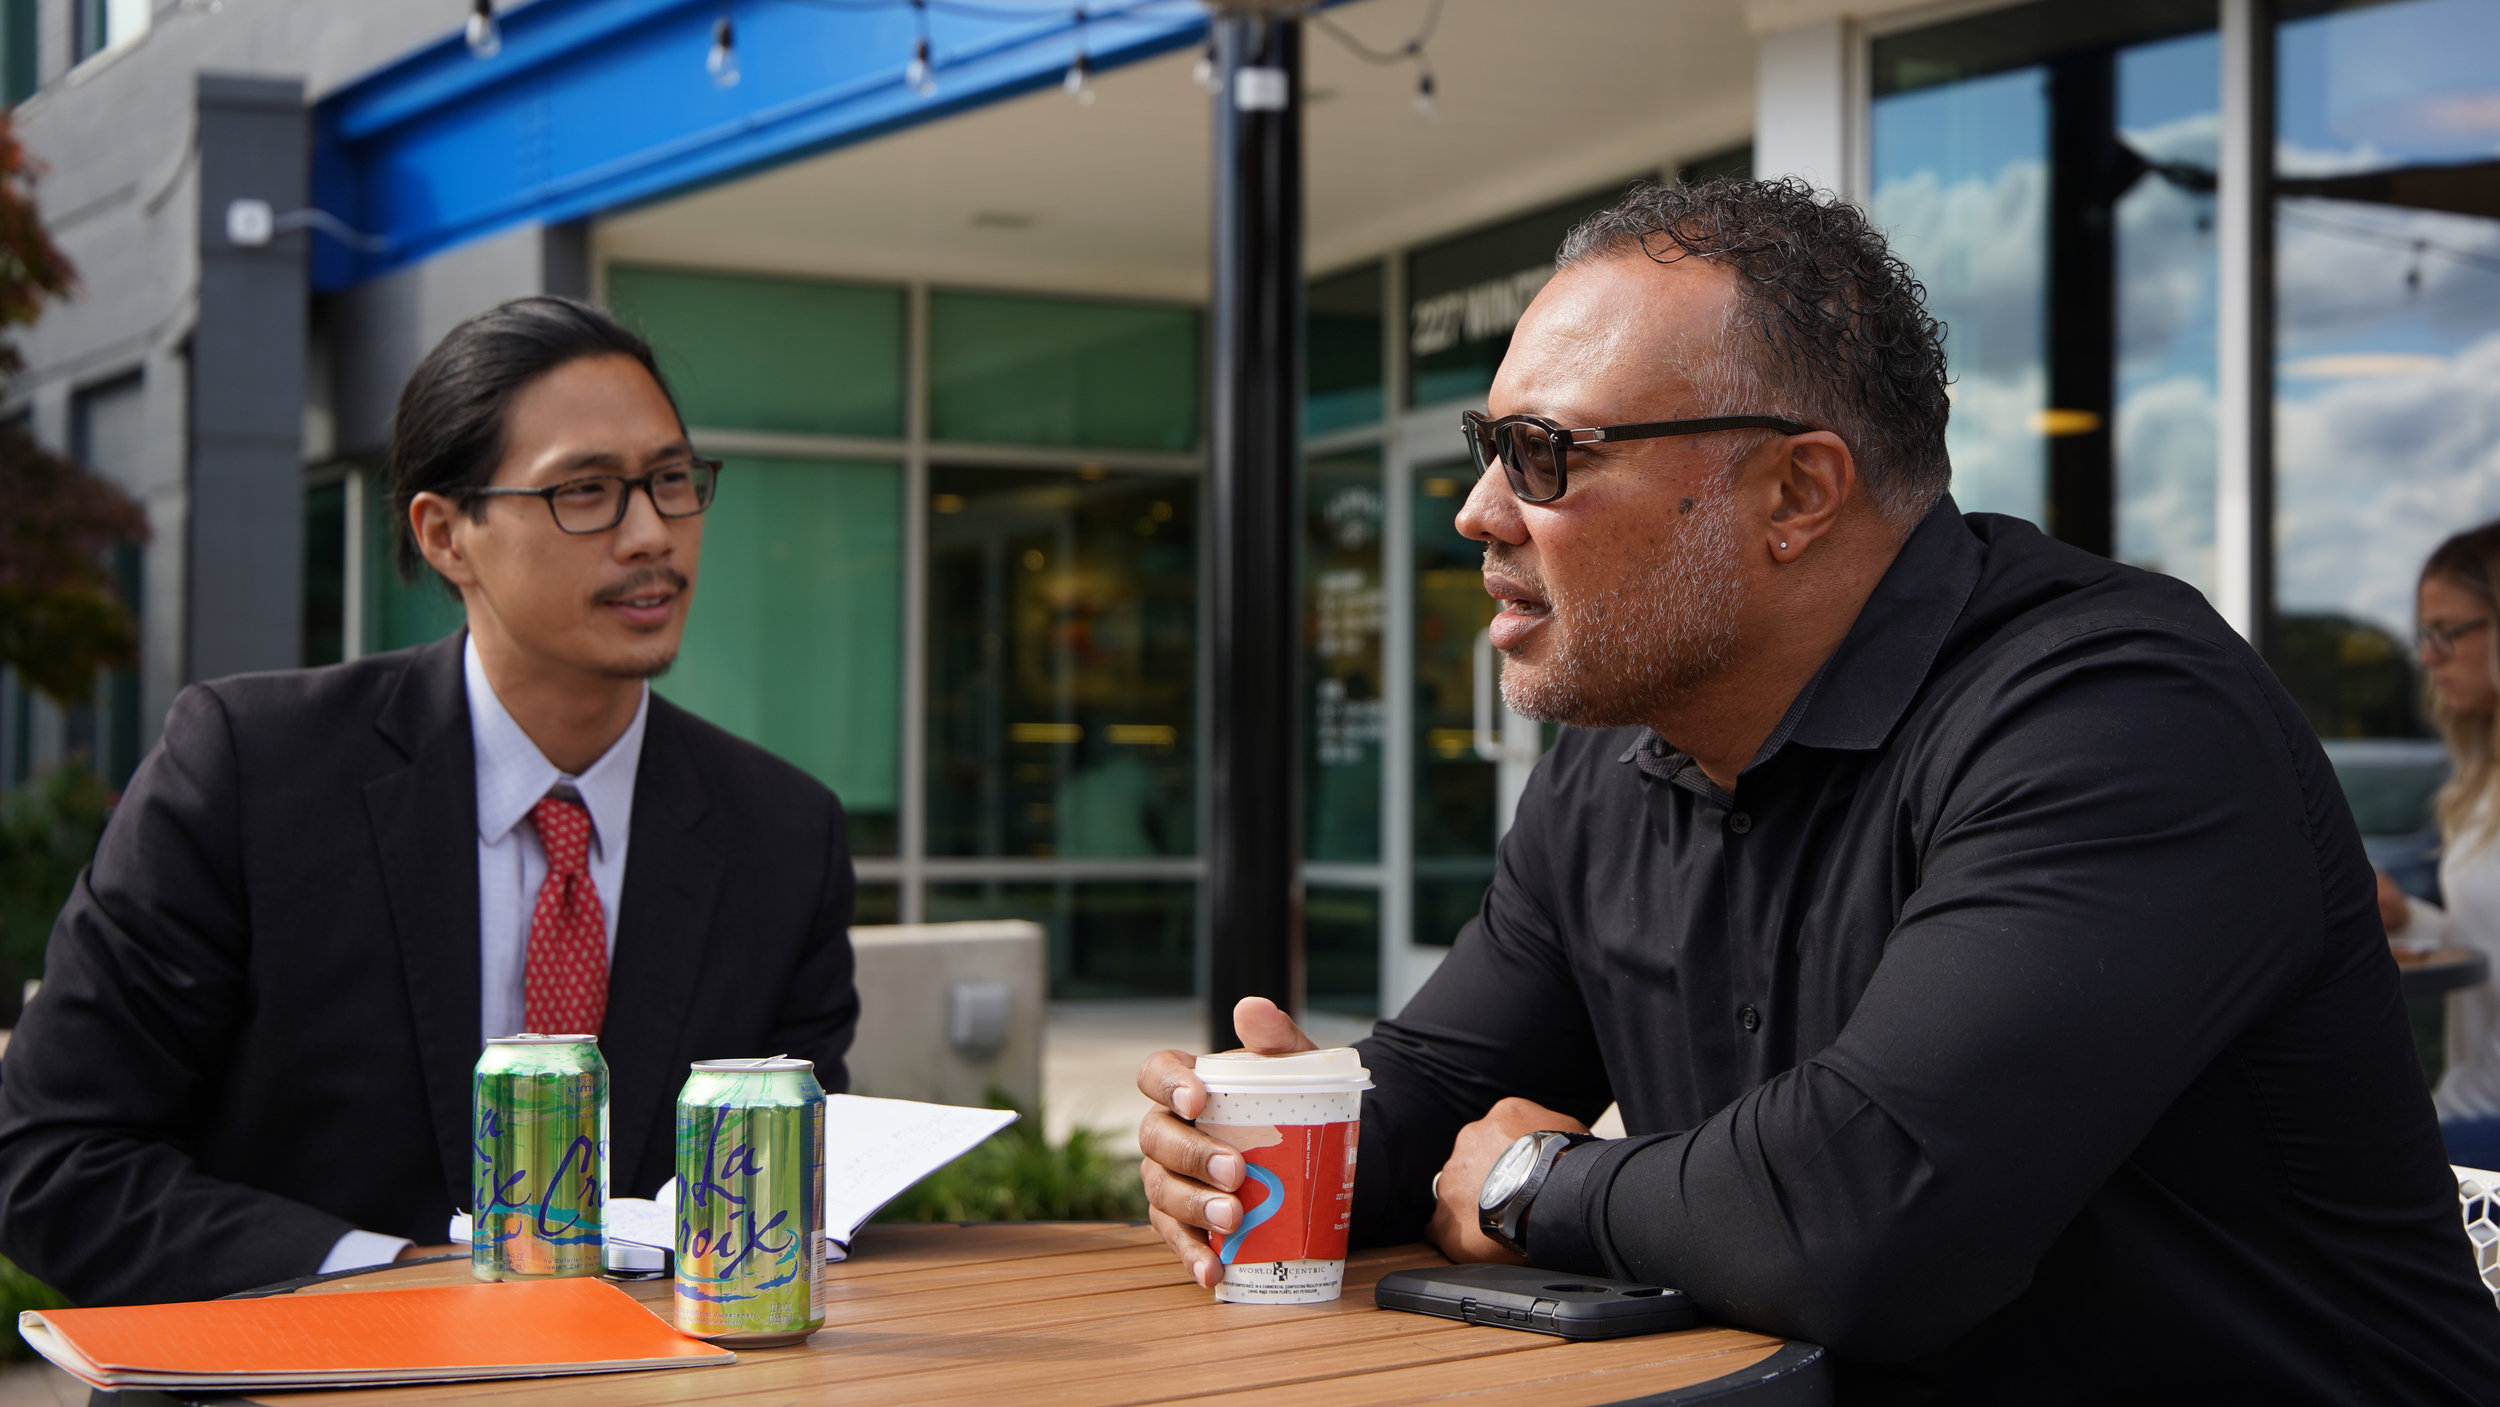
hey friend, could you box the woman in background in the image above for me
[2384,521,2500,1169]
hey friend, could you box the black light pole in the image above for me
[1205,5,1304,1052]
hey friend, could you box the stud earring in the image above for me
[1778,540,1789,551]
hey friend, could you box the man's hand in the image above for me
[1425,1097,1591,1265]
[1136,996,1316,1288]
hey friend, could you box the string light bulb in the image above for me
[1065,8,1093,105]
[906,0,936,96]
[707,13,740,87]
[465,0,500,59]
[1192,38,1218,93]
[1413,66,1436,117]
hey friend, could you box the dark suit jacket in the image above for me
[0,635,860,1305]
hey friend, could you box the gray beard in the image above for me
[1495,490,1746,728]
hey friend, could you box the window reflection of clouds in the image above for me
[1871,69,2050,525]
[2272,0,2500,648]
[2114,36,2221,597]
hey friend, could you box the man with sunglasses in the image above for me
[0,297,860,1305]
[1137,180,2500,1399]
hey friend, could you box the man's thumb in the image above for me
[1234,996,1318,1055]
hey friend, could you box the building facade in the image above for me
[5,0,2494,1015]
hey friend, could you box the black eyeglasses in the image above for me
[2416,617,2492,661]
[1460,410,1816,504]
[460,458,722,534]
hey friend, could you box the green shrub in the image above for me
[874,1100,1145,1224]
[0,761,115,992]
[0,1255,68,1362]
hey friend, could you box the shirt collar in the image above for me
[464,634,650,857]
[1784,493,1982,752]
[1618,495,1983,786]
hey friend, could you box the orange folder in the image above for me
[19,1277,734,1391]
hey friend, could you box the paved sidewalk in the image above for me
[0,1361,83,1407]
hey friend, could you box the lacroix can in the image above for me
[471,1034,609,1280]
[673,1058,826,1345]
[1193,1047,1373,1304]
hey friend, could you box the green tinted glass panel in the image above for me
[1305,451,1383,862]
[1307,885,1380,1016]
[927,466,1197,858]
[927,881,1195,998]
[929,292,1200,450]
[1413,461,1495,862]
[853,884,901,927]
[655,458,901,853]
[606,266,904,437]
[304,480,345,667]
[1308,263,1384,435]
[366,495,467,654]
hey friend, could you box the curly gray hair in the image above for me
[1556,177,1952,524]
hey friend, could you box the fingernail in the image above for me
[1207,1198,1238,1231]
[1208,1152,1242,1188]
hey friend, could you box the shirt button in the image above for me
[1727,812,1752,834]
[1739,1005,1761,1033]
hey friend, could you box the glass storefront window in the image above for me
[655,457,903,855]
[1405,188,1626,410]
[2270,0,2500,738]
[365,498,467,654]
[1308,263,1384,434]
[929,292,1200,451]
[928,880,1195,998]
[1306,450,1384,863]
[304,479,345,667]
[1873,65,2053,524]
[1307,885,1380,1017]
[1412,461,1495,946]
[606,266,905,438]
[927,465,1198,858]
[2114,33,2222,596]
[853,884,901,928]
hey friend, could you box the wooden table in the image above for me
[2396,944,2491,1001]
[170,1224,1828,1406]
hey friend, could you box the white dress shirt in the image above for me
[2391,807,2500,1121]
[319,637,649,1275]
[466,636,648,1044]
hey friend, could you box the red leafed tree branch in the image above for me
[0,113,150,706]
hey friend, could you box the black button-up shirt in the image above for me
[1352,501,2500,1403]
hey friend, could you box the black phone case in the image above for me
[1373,1264,1699,1340]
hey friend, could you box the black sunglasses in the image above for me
[1461,410,1816,503]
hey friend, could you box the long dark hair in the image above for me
[2423,522,2500,850]
[384,295,681,583]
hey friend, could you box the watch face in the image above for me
[1479,1135,1540,1212]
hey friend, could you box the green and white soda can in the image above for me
[673,1057,826,1345]
[471,1034,609,1280]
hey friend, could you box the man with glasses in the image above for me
[1138,180,2500,1398]
[0,297,861,1305]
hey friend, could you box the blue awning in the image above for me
[311,0,1216,290]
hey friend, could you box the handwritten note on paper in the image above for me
[650,1095,1018,1257]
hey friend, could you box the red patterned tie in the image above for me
[523,794,609,1036]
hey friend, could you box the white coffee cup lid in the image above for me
[1195,1047,1374,1092]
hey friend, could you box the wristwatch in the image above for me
[1477,1130,1597,1257]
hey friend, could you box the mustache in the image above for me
[1483,544,1544,591]
[591,567,689,605]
